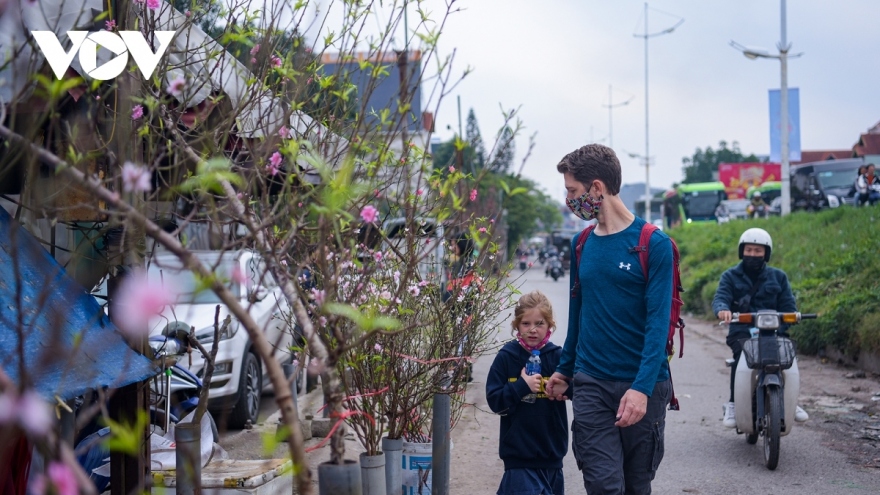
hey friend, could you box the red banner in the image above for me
[718,162,781,200]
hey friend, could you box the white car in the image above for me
[147,249,298,429]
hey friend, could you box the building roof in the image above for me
[853,133,880,157]
[792,149,854,165]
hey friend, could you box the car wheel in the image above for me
[228,352,261,429]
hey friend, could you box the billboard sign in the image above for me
[769,88,802,162]
[718,162,781,200]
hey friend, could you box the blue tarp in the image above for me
[0,208,156,401]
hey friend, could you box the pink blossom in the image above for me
[114,270,176,337]
[131,104,144,120]
[231,265,247,285]
[310,288,326,306]
[271,56,282,68]
[416,189,423,196]
[393,271,401,282]
[490,219,495,223]
[408,285,420,297]
[307,77,313,85]
[374,189,381,198]
[281,260,288,267]
[17,391,53,437]
[379,290,392,300]
[250,58,257,65]
[105,19,117,31]
[374,343,383,352]
[318,316,327,327]
[185,10,191,17]
[448,166,455,173]
[278,127,291,139]
[250,44,261,57]
[167,76,186,97]
[469,189,477,201]
[528,262,533,268]
[373,251,383,262]
[360,205,379,223]
[478,227,487,233]
[146,0,160,10]
[418,280,429,287]
[121,161,152,193]
[297,202,303,208]
[36,462,77,495]
[267,152,282,175]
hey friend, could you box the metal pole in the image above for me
[608,84,613,149]
[457,95,463,138]
[431,380,451,495]
[644,2,651,224]
[779,0,791,216]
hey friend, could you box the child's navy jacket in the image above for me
[486,340,570,470]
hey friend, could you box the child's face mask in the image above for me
[566,191,603,221]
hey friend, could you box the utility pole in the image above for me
[779,0,791,216]
[602,84,634,150]
[634,3,683,224]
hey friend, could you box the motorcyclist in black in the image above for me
[712,227,809,428]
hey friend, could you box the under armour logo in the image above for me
[619,262,631,270]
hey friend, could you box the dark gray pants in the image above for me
[571,373,671,495]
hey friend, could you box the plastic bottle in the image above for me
[522,350,542,403]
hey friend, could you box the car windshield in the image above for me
[816,169,858,189]
[683,191,722,218]
[149,255,240,304]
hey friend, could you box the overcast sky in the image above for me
[304,0,880,200]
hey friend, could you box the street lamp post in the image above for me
[634,3,683,224]
[731,0,801,216]
[602,84,634,150]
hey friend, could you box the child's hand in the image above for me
[520,367,542,393]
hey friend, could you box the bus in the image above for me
[678,182,727,224]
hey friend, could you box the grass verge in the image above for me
[669,207,880,357]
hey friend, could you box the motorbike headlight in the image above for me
[756,313,780,330]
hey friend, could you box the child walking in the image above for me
[486,291,570,495]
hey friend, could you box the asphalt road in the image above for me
[451,259,880,494]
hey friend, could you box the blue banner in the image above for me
[769,88,801,162]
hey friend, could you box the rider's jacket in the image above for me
[712,262,797,335]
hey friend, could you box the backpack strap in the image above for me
[570,225,595,299]
[630,223,659,282]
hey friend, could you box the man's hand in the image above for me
[520,368,542,393]
[544,372,570,401]
[615,389,648,427]
[717,310,732,324]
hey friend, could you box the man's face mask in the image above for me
[742,255,765,273]
[566,191,603,221]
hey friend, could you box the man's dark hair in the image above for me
[556,144,622,195]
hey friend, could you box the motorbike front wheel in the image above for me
[764,387,783,470]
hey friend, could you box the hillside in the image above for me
[669,207,880,358]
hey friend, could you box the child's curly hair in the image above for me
[510,291,556,337]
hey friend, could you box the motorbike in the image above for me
[76,332,219,490]
[727,311,816,470]
[519,253,528,270]
[747,203,769,219]
[546,256,564,281]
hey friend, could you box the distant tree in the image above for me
[465,109,486,171]
[490,126,515,174]
[681,140,760,183]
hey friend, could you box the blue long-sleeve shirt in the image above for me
[556,217,672,397]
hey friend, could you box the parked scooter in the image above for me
[727,311,816,470]
[546,256,564,281]
[76,332,219,490]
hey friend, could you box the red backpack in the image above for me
[570,223,684,411]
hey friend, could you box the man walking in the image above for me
[546,144,673,494]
